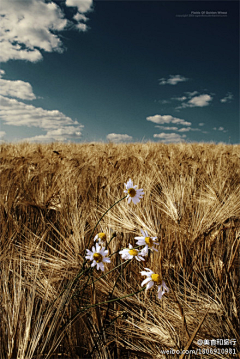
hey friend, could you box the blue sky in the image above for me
[0,0,239,144]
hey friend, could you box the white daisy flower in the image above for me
[135,229,159,253]
[124,178,144,204]
[119,244,145,262]
[94,232,107,246]
[85,242,111,271]
[140,268,169,300]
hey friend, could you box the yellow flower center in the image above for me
[145,237,153,247]
[151,274,161,284]
[128,249,138,256]
[93,253,103,263]
[98,233,106,241]
[128,188,136,197]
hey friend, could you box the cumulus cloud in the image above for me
[146,114,191,126]
[0,95,84,133]
[176,94,213,109]
[161,91,213,110]
[0,0,93,63]
[220,92,233,103]
[0,96,84,142]
[0,69,84,142]
[21,125,84,143]
[188,94,212,107]
[106,133,133,143]
[158,75,188,85]
[0,75,36,100]
[153,132,186,143]
[198,122,204,126]
[0,1,92,142]
[147,114,208,140]
[66,0,92,13]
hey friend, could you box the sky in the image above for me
[0,0,239,144]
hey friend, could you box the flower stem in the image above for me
[86,195,127,250]
[70,286,146,322]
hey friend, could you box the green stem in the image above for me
[91,260,130,285]
[103,259,131,327]
[48,286,146,356]
[105,231,117,250]
[86,195,127,251]
[71,286,146,321]
[47,195,128,315]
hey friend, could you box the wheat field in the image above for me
[0,141,240,358]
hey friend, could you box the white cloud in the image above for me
[178,127,207,133]
[172,96,187,101]
[0,1,92,142]
[0,95,82,130]
[20,134,56,143]
[146,114,191,126]
[159,75,188,85]
[73,12,88,31]
[73,13,88,22]
[177,127,192,132]
[106,133,133,143]
[157,91,208,108]
[0,0,93,63]
[75,22,88,31]
[155,126,179,131]
[66,0,92,13]
[198,122,204,126]
[213,127,227,132]
[153,132,186,143]
[155,125,207,133]
[47,126,84,137]
[188,94,212,107]
[185,91,198,97]
[220,92,233,103]
[21,125,84,143]
[0,94,85,142]
[176,94,213,109]
[0,76,36,100]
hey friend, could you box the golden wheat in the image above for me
[0,141,239,358]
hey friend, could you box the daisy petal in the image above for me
[146,281,154,290]
[158,289,163,300]
[162,281,169,292]
[99,262,104,271]
[141,277,152,286]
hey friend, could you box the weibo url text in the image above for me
[160,348,237,355]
